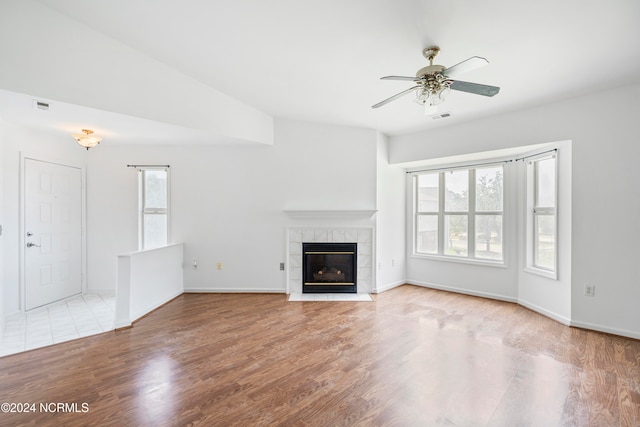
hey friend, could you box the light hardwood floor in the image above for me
[0,285,638,426]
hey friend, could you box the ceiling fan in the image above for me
[372,46,500,115]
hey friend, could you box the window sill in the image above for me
[411,253,507,269]
[523,266,557,280]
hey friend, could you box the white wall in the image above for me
[115,243,184,328]
[391,83,640,338]
[1,121,87,315]
[87,119,378,293]
[0,119,5,333]
[375,132,406,292]
[403,160,520,302]
[518,141,572,324]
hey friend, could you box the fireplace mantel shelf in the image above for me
[284,210,377,219]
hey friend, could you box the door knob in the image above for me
[26,242,41,248]
[26,232,33,237]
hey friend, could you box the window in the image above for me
[526,154,557,275]
[139,167,169,250]
[414,164,504,262]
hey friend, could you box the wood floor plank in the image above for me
[0,285,639,426]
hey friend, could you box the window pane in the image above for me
[535,214,555,269]
[475,215,503,260]
[144,213,167,249]
[444,215,467,256]
[416,215,438,254]
[144,170,167,209]
[445,170,468,211]
[535,158,556,208]
[417,174,439,212]
[476,166,503,211]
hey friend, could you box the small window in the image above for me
[139,168,169,250]
[526,155,557,276]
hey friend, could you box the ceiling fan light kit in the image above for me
[372,46,500,115]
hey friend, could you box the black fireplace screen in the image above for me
[302,242,357,293]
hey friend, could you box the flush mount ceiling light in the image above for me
[372,46,500,115]
[72,129,102,150]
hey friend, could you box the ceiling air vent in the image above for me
[431,112,452,120]
[33,100,50,111]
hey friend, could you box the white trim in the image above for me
[407,280,517,303]
[411,164,506,264]
[517,298,571,326]
[85,289,115,295]
[570,320,640,340]
[523,151,558,279]
[183,287,286,293]
[114,289,184,329]
[138,167,170,250]
[410,253,507,268]
[523,266,557,280]
[19,152,87,312]
[373,280,405,294]
[118,242,183,257]
[288,293,373,301]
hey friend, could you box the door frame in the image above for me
[19,152,87,312]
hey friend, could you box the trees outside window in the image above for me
[139,168,169,250]
[414,165,504,262]
[527,155,557,274]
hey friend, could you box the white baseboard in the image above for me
[85,288,115,295]
[570,319,640,340]
[131,290,184,324]
[115,290,184,329]
[408,280,518,303]
[184,287,286,293]
[408,281,640,340]
[517,298,571,326]
[374,280,405,294]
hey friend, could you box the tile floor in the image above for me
[0,293,115,357]
[288,293,373,301]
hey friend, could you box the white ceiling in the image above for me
[5,0,640,141]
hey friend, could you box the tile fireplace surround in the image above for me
[287,227,373,294]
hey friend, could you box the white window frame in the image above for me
[138,167,170,250]
[524,153,558,279]
[412,163,506,266]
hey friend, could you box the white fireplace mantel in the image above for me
[284,209,377,220]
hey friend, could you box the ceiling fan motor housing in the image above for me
[416,64,446,78]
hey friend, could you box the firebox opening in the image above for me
[303,242,357,293]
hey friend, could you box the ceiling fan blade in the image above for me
[381,75,421,81]
[450,80,500,97]
[372,85,420,108]
[443,56,489,78]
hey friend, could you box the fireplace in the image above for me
[303,242,357,293]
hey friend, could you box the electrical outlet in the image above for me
[217,263,222,270]
[280,262,285,271]
[585,285,595,297]
[192,259,198,269]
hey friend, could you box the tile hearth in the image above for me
[287,227,373,295]
[288,293,373,302]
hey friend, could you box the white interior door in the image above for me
[24,158,83,310]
